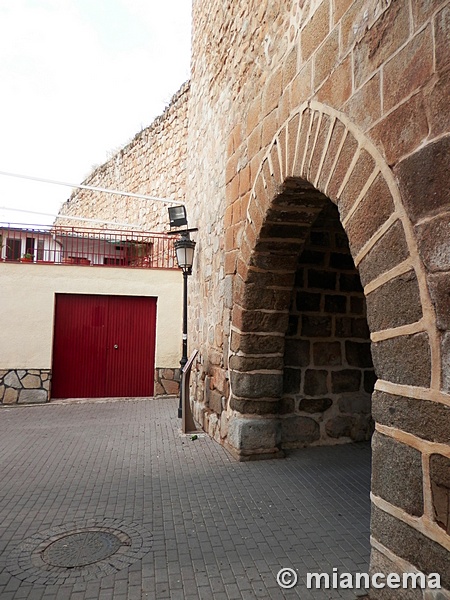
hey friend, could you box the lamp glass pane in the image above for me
[185,245,195,267]
[175,245,187,267]
[174,239,195,269]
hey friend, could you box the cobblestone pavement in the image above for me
[0,397,371,599]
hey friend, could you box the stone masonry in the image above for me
[0,368,178,404]
[154,367,181,396]
[281,202,375,448]
[186,0,450,596]
[0,369,51,404]
[55,82,189,233]
[52,0,450,596]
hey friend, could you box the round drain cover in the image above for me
[42,531,122,568]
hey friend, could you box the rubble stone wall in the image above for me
[56,82,190,233]
[0,368,179,405]
[154,368,181,396]
[0,369,51,404]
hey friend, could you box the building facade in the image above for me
[0,226,183,403]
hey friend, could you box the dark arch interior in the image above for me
[236,178,376,450]
[280,201,375,448]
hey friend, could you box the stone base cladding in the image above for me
[0,369,51,404]
[191,399,284,464]
[154,368,181,396]
[0,368,179,404]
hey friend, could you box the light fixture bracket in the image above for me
[165,227,198,236]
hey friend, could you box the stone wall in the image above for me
[0,369,51,404]
[55,82,189,232]
[0,368,179,405]
[186,0,450,595]
[281,202,374,447]
[154,368,181,396]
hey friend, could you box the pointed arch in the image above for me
[229,101,441,414]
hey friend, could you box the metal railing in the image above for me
[0,223,179,270]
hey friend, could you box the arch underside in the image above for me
[230,180,376,445]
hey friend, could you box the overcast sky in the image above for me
[0,0,191,226]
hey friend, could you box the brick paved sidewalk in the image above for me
[0,397,371,599]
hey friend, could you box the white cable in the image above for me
[0,169,182,205]
[0,206,143,229]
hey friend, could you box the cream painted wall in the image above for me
[0,263,183,369]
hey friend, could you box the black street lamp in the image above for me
[174,233,196,417]
[167,206,197,418]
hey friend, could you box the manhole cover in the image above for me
[7,519,153,585]
[42,531,122,567]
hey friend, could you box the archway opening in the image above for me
[223,103,442,595]
[228,176,377,458]
[281,201,375,448]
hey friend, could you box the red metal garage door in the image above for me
[51,294,157,398]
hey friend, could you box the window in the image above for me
[6,238,21,260]
[25,237,35,256]
[37,239,45,261]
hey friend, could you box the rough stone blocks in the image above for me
[372,432,424,517]
[230,370,283,399]
[371,333,431,387]
[358,220,409,286]
[0,369,51,405]
[371,506,450,590]
[395,136,450,225]
[366,271,422,331]
[372,390,450,444]
[430,454,450,534]
[227,417,282,456]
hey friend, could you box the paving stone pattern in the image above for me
[0,397,371,599]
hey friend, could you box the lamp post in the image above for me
[174,231,196,418]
